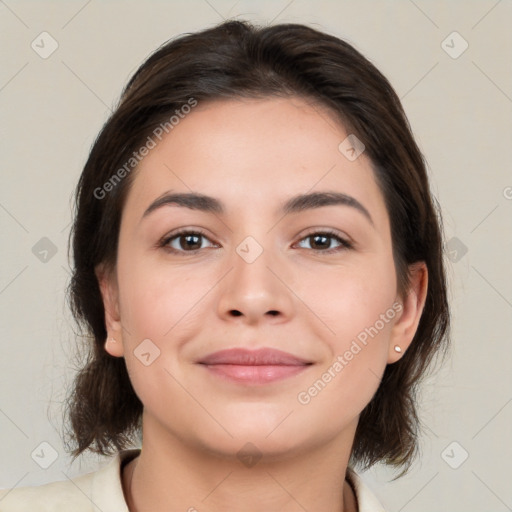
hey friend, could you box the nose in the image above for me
[216,238,294,325]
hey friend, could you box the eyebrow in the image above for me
[142,190,374,227]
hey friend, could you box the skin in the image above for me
[97,96,428,512]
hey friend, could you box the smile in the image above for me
[197,348,313,385]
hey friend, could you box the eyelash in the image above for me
[158,228,353,255]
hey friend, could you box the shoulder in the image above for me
[0,449,140,512]
[0,476,94,512]
[346,468,387,512]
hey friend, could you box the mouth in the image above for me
[197,348,313,385]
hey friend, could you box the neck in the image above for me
[122,415,358,512]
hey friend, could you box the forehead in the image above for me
[122,96,389,230]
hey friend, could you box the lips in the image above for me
[197,348,312,384]
[198,348,311,366]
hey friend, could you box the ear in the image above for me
[95,263,125,358]
[388,261,428,363]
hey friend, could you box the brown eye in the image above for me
[160,230,217,253]
[296,231,352,253]
[175,233,203,251]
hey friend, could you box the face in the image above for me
[98,96,425,460]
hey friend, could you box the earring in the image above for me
[394,345,402,353]
[108,336,117,344]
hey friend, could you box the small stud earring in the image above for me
[108,336,117,344]
[394,345,402,353]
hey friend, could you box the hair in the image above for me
[63,19,450,474]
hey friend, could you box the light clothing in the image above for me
[0,449,385,511]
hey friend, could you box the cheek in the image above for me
[295,344,385,437]
[115,255,215,398]
[117,255,210,342]
[296,253,398,354]
[292,255,398,414]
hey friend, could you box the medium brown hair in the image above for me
[63,19,450,473]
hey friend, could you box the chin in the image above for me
[195,428,313,463]
[194,411,321,460]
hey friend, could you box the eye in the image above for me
[159,229,218,253]
[295,230,353,254]
[158,228,353,255]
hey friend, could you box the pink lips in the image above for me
[198,348,312,384]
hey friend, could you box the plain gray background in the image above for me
[1,1,511,511]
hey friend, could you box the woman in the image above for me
[0,19,450,511]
